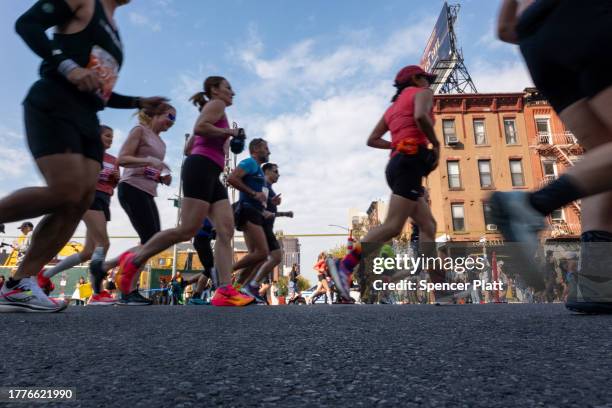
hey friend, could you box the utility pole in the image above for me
[171,133,189,278]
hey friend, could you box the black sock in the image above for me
[528,174,584,216]
[6,278,21,289]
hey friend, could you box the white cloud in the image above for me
[471,59,533,93]
[128,12,161,32]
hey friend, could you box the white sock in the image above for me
[43,253,83,278]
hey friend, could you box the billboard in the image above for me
[420,2,456,93]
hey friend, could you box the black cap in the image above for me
[18,222,34,230]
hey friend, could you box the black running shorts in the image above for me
[263,222,280,252]
[385,146,435,201]
[517,0,612,113]
[233,202,264,231]
[23,79,103,164]
[182,154,228,204]
[89,191,111,221]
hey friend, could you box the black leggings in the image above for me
[118,182,160,244]
[193,235,214,270]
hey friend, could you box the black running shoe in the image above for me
[118,290,152,306]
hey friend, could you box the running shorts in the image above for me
[23,79,103,164]
[517,0,612,112]
[89,190,111,221]
[385,146,435,201]
[182,154,228,204]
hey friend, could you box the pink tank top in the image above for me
[120,125,167,197]
[384,87,434,150]
[191,116,230,169]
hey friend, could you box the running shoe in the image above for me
[114,251,140,295]
[117,290,152,306]
[36,269,55,295]
[187,297,210,306]
[87,290,117,306]
[241,283,267,304]
[565,274,612,314]
[0,277,67,313]
[488,191,546,291]
[326,257,352,300]
[211,284,255,307]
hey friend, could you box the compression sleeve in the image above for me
[107,92,139,109]
[15,0,77,71]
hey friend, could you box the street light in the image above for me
[328,224,349,232]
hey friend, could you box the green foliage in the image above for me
[276,276,288,296]
[327,244,348,259]
[296,275,311,292]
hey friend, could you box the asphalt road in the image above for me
[1,304,611,408]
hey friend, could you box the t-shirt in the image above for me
[96,153,119,195]
[264,182,277,227]
[238,157,265,210]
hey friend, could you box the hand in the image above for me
[231,128,246,139]
[271,194,282,206]
[286,211,294,218]
[139,96,170,110]
[253,192,267,204]
[66,67,102,92]
[160,174,172,186]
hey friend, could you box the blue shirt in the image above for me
[196,218,214,238]
[238,157,265,210]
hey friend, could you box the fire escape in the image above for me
[533,131,583,238]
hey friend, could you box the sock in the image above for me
[528,174,584,216]
[44,253,83,278]
[91,246,105,263]
[342,242,362,270]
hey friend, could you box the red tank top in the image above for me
[384,87,433,152]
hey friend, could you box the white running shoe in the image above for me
[0,277,68,313]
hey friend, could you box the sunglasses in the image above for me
[167,113,176,122]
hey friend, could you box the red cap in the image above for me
[395,65,436,86]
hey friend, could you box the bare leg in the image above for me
[232,222,269,273]
[81,209,110,261]
[254,249,282,284]
[13,155,99,279]
[208,199,234,287]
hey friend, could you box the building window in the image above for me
[541,159,556,185]
[443,119,458,145]
[509,159,525,186]
[483,202,495,229]
[478,160,493,188]
[158,258,166,266]
[451,204,465,232]
[536,118,551,144]
[473,119,487,145]
[447,161,461,189]
[551,208,564,222]
[504,119,518,144]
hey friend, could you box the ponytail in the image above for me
[189,91,208,111]
[391,82,412,103]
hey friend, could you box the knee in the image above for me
[271,252,282,265]
[215,222,234,243]
[253,247,269,263]
[177,225,200,243]
[54,184,95,212]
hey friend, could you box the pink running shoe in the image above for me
[87,290,117,306]
[114,251,140,295]
[212,285,255,307]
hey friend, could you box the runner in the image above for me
[492,0,612,313]
[187,218,218,305]
[111,76,253,307]
[309,253,332,304]
[327,65,440,301]
[0,0,167,313]
[37,125,119,305]
[227,139,272,303]
[240,162,293,303]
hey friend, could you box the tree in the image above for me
[296,275,311,291]
[276,276,288,297]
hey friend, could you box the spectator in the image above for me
[0,275,5,289]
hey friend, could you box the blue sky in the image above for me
[0,0,531,281]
